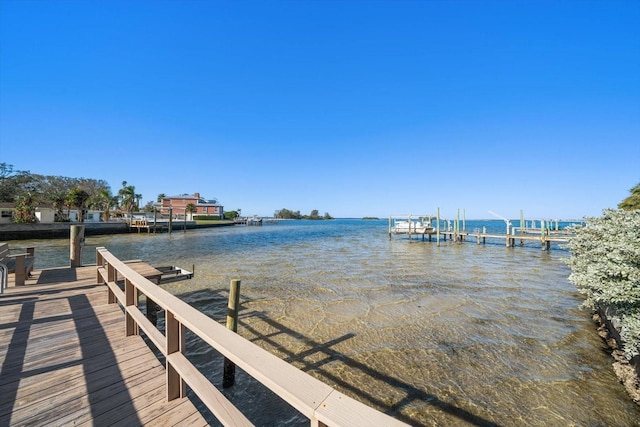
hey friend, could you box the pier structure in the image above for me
[0,248,408,427]
[389,209,574,251]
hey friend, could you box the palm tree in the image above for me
[90,188,117,222]
[118,181,138,215]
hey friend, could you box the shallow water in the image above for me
[9,220,640,426]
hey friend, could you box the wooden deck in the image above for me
[0,266,207,427]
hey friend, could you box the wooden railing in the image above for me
[95,247,408,427]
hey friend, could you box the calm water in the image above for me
[10,220,640,426]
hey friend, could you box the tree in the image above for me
[565,209,640,358]
[67,188,90,222]
[51,191,69,221]
[619,182,640,211]
[118,181,139,214]
[224,210,239,219]
[90,188,117,222]
[13,192,37,223]
[0,163,37,202]
[142,201,157,212]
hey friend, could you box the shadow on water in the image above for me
[158,287,500,427]
[241,310,500,427]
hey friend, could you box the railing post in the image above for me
[166,310,185,400]
[223,279,241,388]
[125,278,138,336]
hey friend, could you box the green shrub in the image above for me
[565,209,640,358]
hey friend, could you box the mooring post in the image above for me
[168,207,173,234]
[223,279,241,388]
[520,209,524,246]
[436,208,440,247]
[388,216,392,240]
[70,224,85,267]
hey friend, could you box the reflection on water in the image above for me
[12,220,640,426]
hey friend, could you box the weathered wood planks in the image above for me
[0,265,206,427]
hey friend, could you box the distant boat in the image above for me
[247,216,263,226]
[391,217,435,234]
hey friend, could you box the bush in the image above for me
[565,209,640,358]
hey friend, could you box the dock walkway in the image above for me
[0,266,206,427]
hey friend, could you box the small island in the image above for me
[274,208,333,220]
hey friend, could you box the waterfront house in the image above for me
[159,193,224,219]
[0,203,56,224]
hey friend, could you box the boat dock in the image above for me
[1,248,408,426]
[129,219,169,233]
[389,210,575,250]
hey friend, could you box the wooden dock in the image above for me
[0,266,206,427]
[1,249,409,427]
[389,213,573,250]
[129,219,169,233]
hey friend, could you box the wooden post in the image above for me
[388,216,392,240]
[506,223,510,247]
[223,279,241,388]
[125,278,138,336]
[436,208,440,247]
[168,207,173,234]
[70,224,85,267]
[520,209,524,246]
[166,310,185,400]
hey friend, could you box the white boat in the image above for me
[392,217,435,234]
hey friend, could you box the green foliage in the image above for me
[274,208,302,219]
[618,182,640,211]
[0,163,112,212]
[565,209,640,358]
[224,211,239,219]
[13,193,37,223]
[67,188,91,222]
[274,208,333,220]
[118,181,141,214]
[193,215,225,221]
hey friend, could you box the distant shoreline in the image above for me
[0,221,235,241]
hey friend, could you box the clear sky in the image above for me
[1,0,638,220]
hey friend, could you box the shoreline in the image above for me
[0,221,235,240]
[594,309,640,405]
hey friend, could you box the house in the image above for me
[0,203,14,224]
[159,193,224,219]
[68,209,104,223]
[0,203,56,224]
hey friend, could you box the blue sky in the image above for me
[1,0,638,220]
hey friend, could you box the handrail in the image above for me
[95,247,407,427]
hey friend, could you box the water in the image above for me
[9,220,640,426]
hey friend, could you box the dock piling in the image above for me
[70,225,85,267]
[223,279,241,388]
